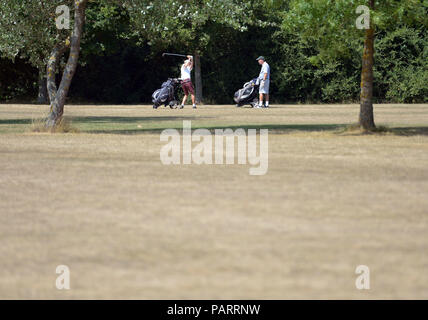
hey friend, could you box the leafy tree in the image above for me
[45,0,90,127]
[0,0,89,127]
[279,0,427,130]
[0,0,64,103]
[375,27,428,103]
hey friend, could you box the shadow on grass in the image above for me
[389,127,428,136]
[68,123,428,136]
[89,124,346,135]
[337,125,428,136]
[0,119,33,125]
[1,117,428,136]
[0,117,345,134]
[0,115,209,126]
[69,116,213,123]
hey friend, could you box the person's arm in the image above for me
[186,55,194,70]
[262,64,268,81]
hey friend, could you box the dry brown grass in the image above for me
[0,103,427,299]
[30,117,80,134]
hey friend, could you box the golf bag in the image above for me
[152,78,181,109]
[234,78,259,107]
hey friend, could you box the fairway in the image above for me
[1,104,428,299]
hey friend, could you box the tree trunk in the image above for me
[194,51,203,104]
[37,69,48,104]
[46,0,88,128]
[46,41,70,105]
[359,0,376,130]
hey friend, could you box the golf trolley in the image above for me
[152,78,182,109]
[234,78,260,108]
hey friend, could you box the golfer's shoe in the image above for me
[193,105,197,109]
[179,105,184,109]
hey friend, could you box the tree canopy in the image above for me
[280,0,427,63]
[0,0,71,70]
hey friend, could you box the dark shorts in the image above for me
[181,79,194,95]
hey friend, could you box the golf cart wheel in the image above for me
[169,100,178,109]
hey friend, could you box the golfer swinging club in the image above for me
[180,55,196,109]
[256,56,270,108]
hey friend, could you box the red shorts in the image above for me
[181,79,194,95]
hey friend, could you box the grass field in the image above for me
[0,103,427,299]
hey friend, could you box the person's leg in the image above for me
[181,94,188,108]
[181,82,190,109]
[258,79,266,107]
[191,94,196,108]
[262,80,270,107]
[185,81,196,109]
[258,93,264,108]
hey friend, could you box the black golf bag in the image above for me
[234,78,259,107]
[152,78,181,109]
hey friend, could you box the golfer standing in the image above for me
[256,56,270,108]
[180,55,196,109]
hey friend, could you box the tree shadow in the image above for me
[65,123,428,136]
[0,119,33,125]
[0,116,210,126]
[68,116,213,123]
[1,117,427,137]
[88,123,346,135]
[389,127,428,136]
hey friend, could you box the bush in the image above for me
[0,58,37,102]
[374,27,427,103]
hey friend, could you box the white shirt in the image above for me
[259,61,270,81]
[181,63,192,80]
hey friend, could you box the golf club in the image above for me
[162,53,191,58]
